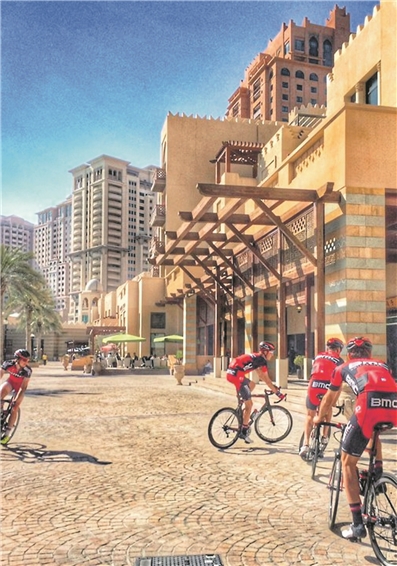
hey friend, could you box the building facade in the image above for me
[68,155,156,324]
[226,5,350,123]
[34,197,73,321]
[0,215,34,254]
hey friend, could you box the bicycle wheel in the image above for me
[208,407,241,449]
[328,454,342,529]
[310,427,320,479]
[254,405,293,443]
[366,472,397,566]
[1,402,20,443]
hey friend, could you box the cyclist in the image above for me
[314,337,397,540]
[0,349,32,445]
[226,341,285,443]
[299,338,344,459]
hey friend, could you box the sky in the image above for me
[1,0,377,224]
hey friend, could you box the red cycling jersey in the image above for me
[226,352,268,390]
[306,351,343,409]
[1,360,32,393]
[330,358,397,438]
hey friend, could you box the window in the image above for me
[281,68,290,76]
[366,73,378,105]
[309,36,318,57]
[297,84,303,91]
[311,87,317,93]
[269,70,274,80]
[151,312,166,329]
[323,39,333,66]
[282,81,289,88]
[295,39,305,51]
[282,94,289,100]
[311,99,317,105]
[253,79,261,101]
[296,96,303,103]
[310,73,318,81]
[253,104,261,119]
[284,41,290,55]
[295,70,304,79]
[232,103,239,117]
[282,105,289,113]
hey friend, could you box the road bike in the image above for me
[327,420,397,566]
[298,403,343,479]
[208,389,293,449]
[1,391,20,445]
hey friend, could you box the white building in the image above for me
[0,215,34,253]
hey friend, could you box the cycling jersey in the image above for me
[1,360,32,393]
[226,352,268,396]
[330,358,397,448]
[306,351,343,410]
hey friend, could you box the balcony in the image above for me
[151,168,166,193]
[149,236,165,257]
[150,204,166,227]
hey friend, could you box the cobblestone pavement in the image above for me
[1,363,396,566]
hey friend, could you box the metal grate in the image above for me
[135,555,224,566]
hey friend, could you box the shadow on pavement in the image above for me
[1,443,112,465]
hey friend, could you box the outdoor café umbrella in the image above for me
[153,335,184,343]
[102,333,146,344]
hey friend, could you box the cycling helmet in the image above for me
[346,337,372,356]
[259,341,276,352]
[326,338,344,350]
[14,349,31,360]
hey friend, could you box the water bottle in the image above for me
[250,409,259,422]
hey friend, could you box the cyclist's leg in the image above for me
[0,381,13,409]
[239,378,253,427]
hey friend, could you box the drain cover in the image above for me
[135,555,224,566]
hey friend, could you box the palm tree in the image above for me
[0,245,51,355]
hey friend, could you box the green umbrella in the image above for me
[102,333,146,344]
[153,335,184,343]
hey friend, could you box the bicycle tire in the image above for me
[310,427,320,479]
[208,407,241,449]
[328,454,342,529]
[365,472,397,566]
[254,405,293,443]
[1,401,20,444]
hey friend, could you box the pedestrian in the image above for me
[0,349,32,445]
[314,337,397,540]
[299,338,344,459]
[288,345,297,374]
[42,353,48,366]
[226,341,285,443]
[62,353,70,371]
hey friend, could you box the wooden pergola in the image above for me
[150,181,341,361]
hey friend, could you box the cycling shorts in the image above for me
[226,371,252,400]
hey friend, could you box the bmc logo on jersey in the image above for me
[368,392,397,409]
[312,381,330,390]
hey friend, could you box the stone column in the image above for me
[183,294,198,374]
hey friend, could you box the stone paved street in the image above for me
[1,363,396,566]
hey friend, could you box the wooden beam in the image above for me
[198,183,340,203]
[192,254,240,302]
[179,265,216,303]
[208,242,255,292]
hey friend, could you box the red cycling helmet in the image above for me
[326,338,344,350]
[259,341,276,352]
[346,336,372,355]
[14,349,31,361]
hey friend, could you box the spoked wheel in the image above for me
[1,402,20,445]
[254,405,293,443]
[328,455,342,529]
[208,407,241,449]
[366,472,397,566]
[310,427,320,479]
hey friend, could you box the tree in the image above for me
[0,245,55,355]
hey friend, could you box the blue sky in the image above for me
[2,1,377,224]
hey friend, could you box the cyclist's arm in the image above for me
[258,368,279,394]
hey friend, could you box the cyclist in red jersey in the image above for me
[226,341,285,443]
[314,337,397,540]
[0,349,32,445]
[299,338,344,459]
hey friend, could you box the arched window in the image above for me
[82,298,89,309]
[323,40,333,66]
[269,70,274,80]
[92,298,98,307]
[309,73,318,81]
[309,36,318,57]
[281,68,290,76]
[295,70,305,79]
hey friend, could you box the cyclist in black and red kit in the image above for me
[299,338,344,459]
[314,337,397,540]
[226,341,285,443]
[0,349,32,445]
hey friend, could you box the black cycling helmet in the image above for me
[259,341,276,352]
[14,349,31,360]
[326,338,344,350]
[346,336,372,357]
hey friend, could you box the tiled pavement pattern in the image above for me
[1,363,396,566]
